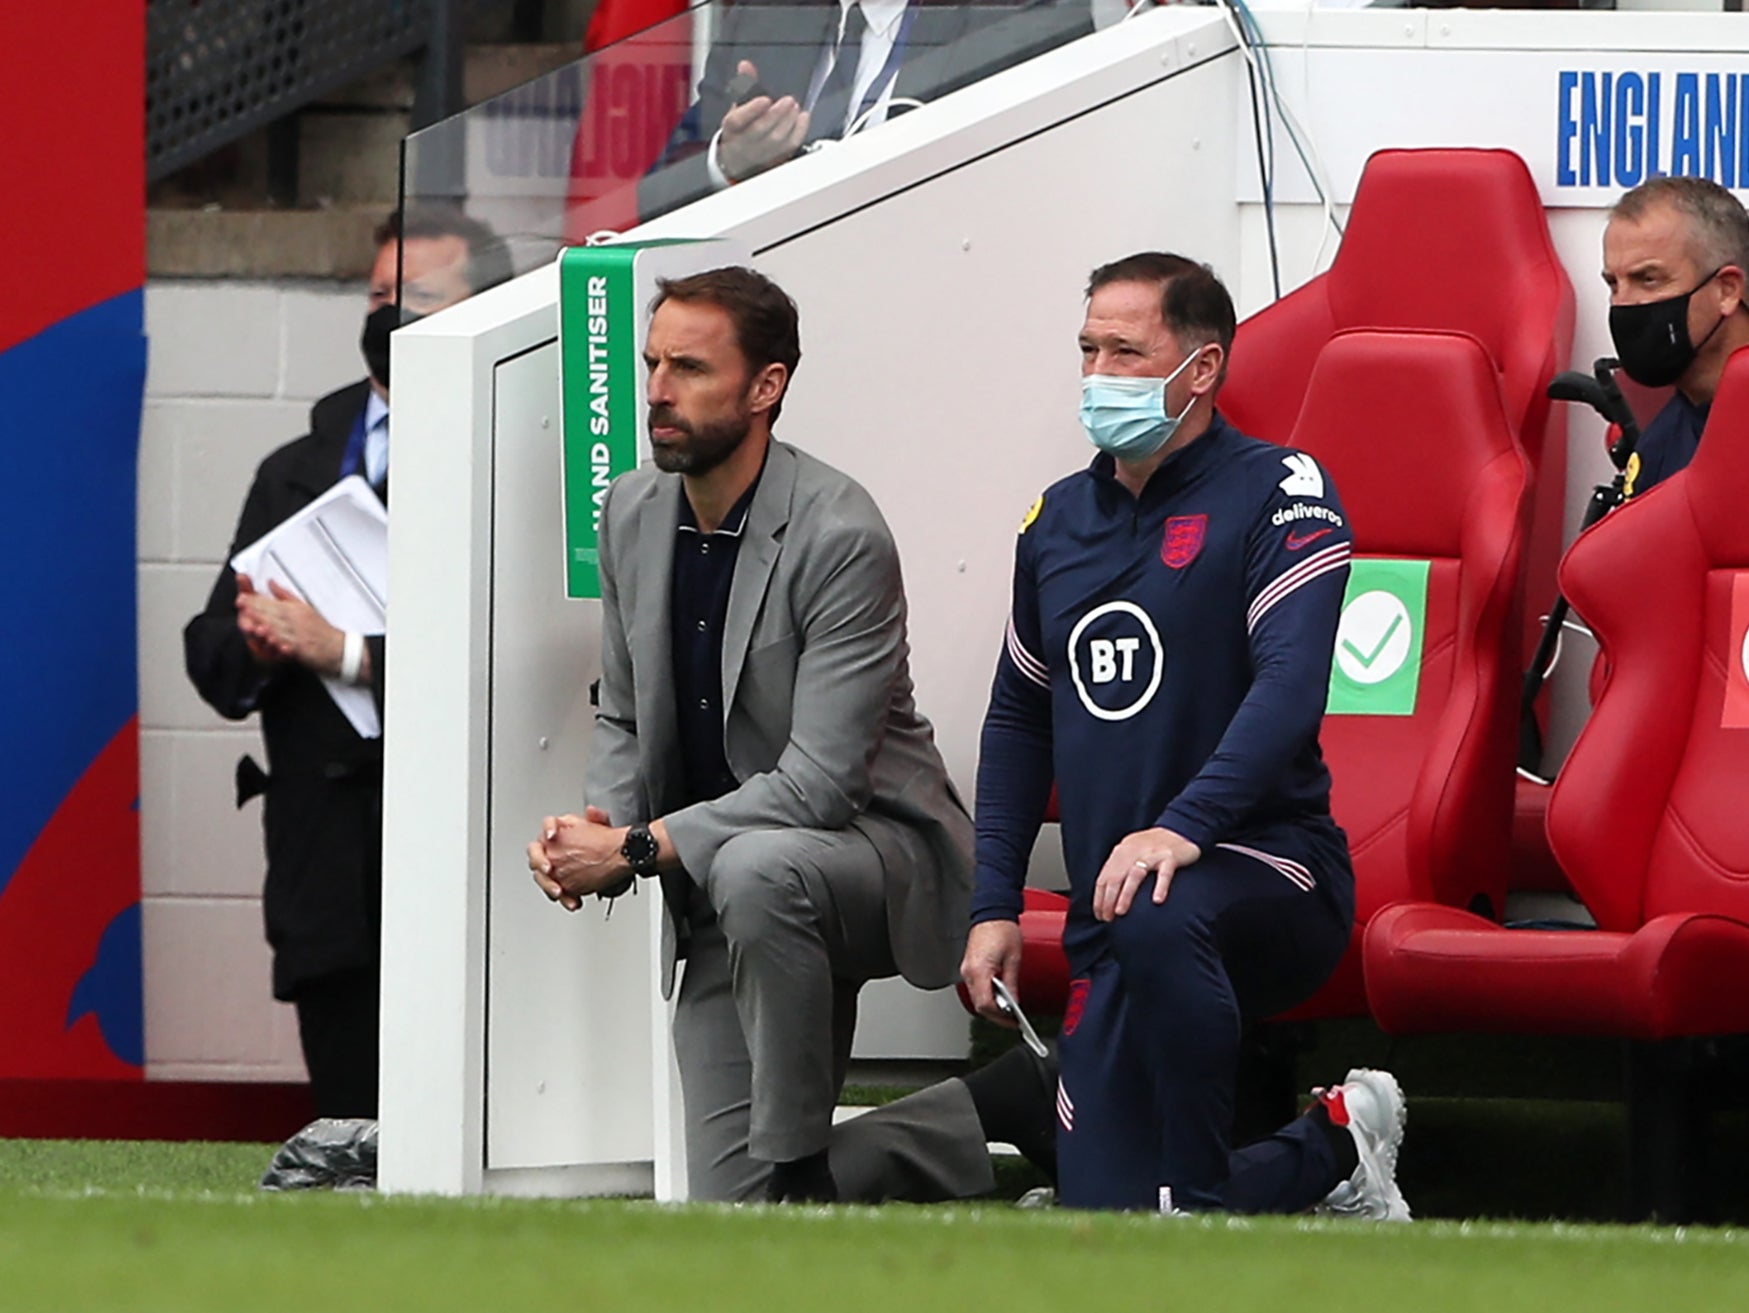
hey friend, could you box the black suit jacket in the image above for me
[637,1,1091,219]
[183,379,389,1001]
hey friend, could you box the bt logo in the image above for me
[1068,600,1164,721]
[1088,636,1143,684]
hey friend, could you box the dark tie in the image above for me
[806,3,867,143]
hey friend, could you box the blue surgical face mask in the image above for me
[1078,349,1201,459]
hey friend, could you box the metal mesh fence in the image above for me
[147,0,436,181]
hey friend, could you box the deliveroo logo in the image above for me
[1327,560,1430,716]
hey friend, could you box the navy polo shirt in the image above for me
[1625,390,1707,500]
[671,470,763,807]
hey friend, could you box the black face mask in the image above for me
[1608,267,1724,388]
[360,304,424,389]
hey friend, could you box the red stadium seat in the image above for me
[975,329,1530,1034]
[1222,148,1573,665]
[1223,150,1574,912]
[1275,328,1530,1020]
[1363,347,1749,1222]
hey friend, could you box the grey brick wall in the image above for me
[140,278,369,1081]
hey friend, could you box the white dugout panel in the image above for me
[380,8,1749,1197]
[379,274,682,1198]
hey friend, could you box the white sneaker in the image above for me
[1312,1068,1411,1222]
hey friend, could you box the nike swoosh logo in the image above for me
[1285,528,1333,550]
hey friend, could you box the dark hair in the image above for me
[1611,176,1749,277]
[1086,252,1237,382]
[652,266,803,423]
[375,205,515,294]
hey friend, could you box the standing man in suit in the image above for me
[637,1,1089,219]
[526,266,973,1203]
[184,207,509,1119]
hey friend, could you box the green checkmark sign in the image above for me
[1342,611,1403,668]
[1328,559,1430,717]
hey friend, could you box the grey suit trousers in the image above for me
[831,1078,996,1204]
[672,823,992,1203]
[675,823,893,1200]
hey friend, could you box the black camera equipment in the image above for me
[1519,357,1643,775]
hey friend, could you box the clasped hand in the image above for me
[527,806,628,912]
[235,573,345,674]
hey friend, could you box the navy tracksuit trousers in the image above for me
[1056,840,1353,1212]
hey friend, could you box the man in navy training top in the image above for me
[1604,176,1749,499]
[959,252,1409,1216]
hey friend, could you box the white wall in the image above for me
[139,278,368,1082]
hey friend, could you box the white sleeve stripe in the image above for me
[1006,616,1048,681]
[1217,842,1316,892]
[1246,543,1351,632]
[1252,552,1343,632]
[1247,542,1350,625]
[1248,555,1349,633]
[1005,616,1050,688]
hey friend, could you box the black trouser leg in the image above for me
[293,967,381,1119]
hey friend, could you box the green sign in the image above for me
[559,245,643,599]
[557,239,747,598]
[1326,559,1431,717]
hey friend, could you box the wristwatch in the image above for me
[620,823,660,878]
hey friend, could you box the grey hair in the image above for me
[1612,176,1749,276]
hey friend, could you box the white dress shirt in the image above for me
[362,389,389,488]
[805,0,911,137]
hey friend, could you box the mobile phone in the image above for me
[725,70,773,105]
[991,977,1050,1059]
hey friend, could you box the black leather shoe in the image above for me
[767,1150,838,1203]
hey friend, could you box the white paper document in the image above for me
[230,475,388,739]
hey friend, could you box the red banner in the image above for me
[586,0,688,52]
[566,6,694,238]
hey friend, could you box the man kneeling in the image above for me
[959,252,1407,1217]
[528,267,973,1203]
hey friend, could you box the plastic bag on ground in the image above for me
[259,1117,379,1190]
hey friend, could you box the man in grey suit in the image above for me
[528,266,974,1203]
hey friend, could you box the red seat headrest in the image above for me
[1331,150,1555,351]
[1287,328,1521,558]
[1327,148,1569,440]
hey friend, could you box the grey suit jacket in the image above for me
[586,439,974,996]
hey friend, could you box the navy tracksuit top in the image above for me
[970,412,1354,970]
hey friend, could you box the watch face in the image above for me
[623,826,659,867]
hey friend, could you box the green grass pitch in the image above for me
[1,1139,1747,1312]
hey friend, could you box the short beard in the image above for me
[649,408,752,476]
